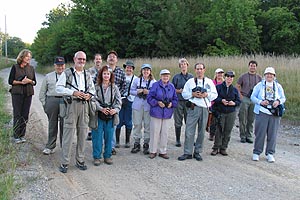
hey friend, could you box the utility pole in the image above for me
[5,15,8,63]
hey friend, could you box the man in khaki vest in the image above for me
[56,51,95,173]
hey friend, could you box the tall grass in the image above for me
[0,77,16,200]
[36,55,300,122]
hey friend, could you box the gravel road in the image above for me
[1,68,300,200]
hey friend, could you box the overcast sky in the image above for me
[0,0,70,44]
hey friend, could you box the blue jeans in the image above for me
[92,118,114,159]
[117,101,133,129]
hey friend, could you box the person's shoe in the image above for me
[267,154,275,163]
[14,138,22,144]
[115,143,120,148]
[104,158,113,165]
[175,141,181,147]
[93,159,101,166]
[240,138,246,143]
[124,142,130,148]
[193,153,203,161]
[211,149,218,156]
[86,132,92,141]
[75,160,87,170]
[143,143,149,155]
[178,154,193,161]
[219,149,228,156]
[149,153,157,159]
[252,154,259,161]
[246,138,253,144]
[42,148,55,155]
[59,164,68,173]
[208,134,214,141]
[111,148,117,155]
[20,137,26,143]
[159,153,169,159]
[131,143,140,153]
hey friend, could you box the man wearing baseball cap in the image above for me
[39,56,66,155]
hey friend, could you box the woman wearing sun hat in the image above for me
[250,67,286,163]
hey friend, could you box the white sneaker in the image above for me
[14,138,22,144]
[20,137,26,143]
[267,154,275,163]
[252,154,259,161]
[42,148,55,155]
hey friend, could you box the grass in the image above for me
[36,54,299,123]
[0,77,16,200]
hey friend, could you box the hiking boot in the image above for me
[131,143,140,153]
[59,164,68,173]
[42,148,55,155]
[20,137,26,143]
[93,159,101,166]
[211,149,218,156]
[75,160,87,170]
[143,143,149,155]
[104,158,113,165]
[14,138,22,144]
[240,138,246,143]
[246,138,253,143]
[219,149,228,156]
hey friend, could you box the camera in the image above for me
[192,86,207,93]
[266,100,274,109]
[64,96,72,104]
[137,87,147,99]
[16,75,26,81]
[162,99,170,107]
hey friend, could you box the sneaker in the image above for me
[252,154,259,161]
[59,164,68,173]
[111,148,117,155]
[104,158,113,165]
[42,148,55,155]
[143,143,149,155]
[115,143,120,148]
[124,142,130,148]
[20,137,26,143]
[14,138,22,144]
[219,149,228,156]
[211,149,218,156]
[193,153,203,161]
[75,160,87,170]
[267,154,275,163]
[246,138,253,143]
[93,159,101,166]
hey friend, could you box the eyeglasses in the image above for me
[77,58,86,61]
[226,75,234,78]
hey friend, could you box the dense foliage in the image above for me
[2,0,300,64]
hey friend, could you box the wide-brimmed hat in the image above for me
[264,67,276,76]
[215,68,224,73]
[160,69,171,75]
[54,57,65,65]
[141,64,152,70]
[225,70,235,77]
[123,60,135,69]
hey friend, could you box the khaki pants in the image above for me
[149,117,171,154]
[61,100,89,165]
[132,108,150,144]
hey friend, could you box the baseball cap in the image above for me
[160,69,171,75]
[54,57,65,65]
[215,68,224,73]
[264,67,276,75]
[225,71,235,77]
[107,50,118,57]
[141,64,152,70]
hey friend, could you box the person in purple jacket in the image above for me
[147,69,178,159]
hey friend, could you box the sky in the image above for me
[0,0,70,44]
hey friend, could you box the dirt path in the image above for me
[1,68,300,200]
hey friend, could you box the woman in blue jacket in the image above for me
[147,69,178,159]
[211,71,241,156]
[250,67,286,163]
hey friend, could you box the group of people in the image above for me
[8,49,286,174]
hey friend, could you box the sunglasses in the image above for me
[226,75,234,78]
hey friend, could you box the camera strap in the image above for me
[139,77,150,89]
[127,75,134,97]
[194,77,205,88]
[100,84,113,106]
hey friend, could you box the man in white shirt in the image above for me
[178,63,217,161]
